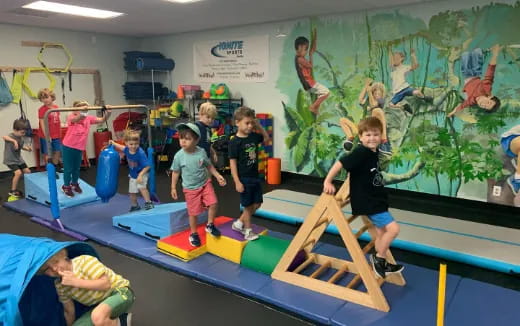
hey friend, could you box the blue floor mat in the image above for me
[148,252,221,279]
[446,278,520,326]
[330,263,461,326]
[5,195,519,325]
[256,279,347,325]
[198,258,272,297]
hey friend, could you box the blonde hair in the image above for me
[199,102,217,119]
[38,248,68,274]
[123,130,141,142]
[38,88,56,101]
[370,82,386,99]
[73,100,89,107]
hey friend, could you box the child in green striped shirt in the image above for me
[40,249,134,326]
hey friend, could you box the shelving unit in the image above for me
[124,69,173,107]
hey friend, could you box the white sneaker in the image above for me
[232,219,244,233]
[244,228,259,241]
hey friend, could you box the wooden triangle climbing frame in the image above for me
[272,178,406,312]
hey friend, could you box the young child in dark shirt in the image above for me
[228,107,270,241]
[323,117,404,278]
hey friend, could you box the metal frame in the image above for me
[43,104,152,153]
[38,104,154,240]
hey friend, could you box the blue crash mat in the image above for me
[446,278,520,326]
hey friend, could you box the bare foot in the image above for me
[309,104,319,115]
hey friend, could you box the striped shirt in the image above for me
[55,255,130,306]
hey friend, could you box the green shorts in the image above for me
[73,287,135,326]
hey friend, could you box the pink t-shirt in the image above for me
[62,114,99,151]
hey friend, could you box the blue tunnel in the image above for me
[0,235,98,326]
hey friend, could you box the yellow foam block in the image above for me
[207,223,268,264]
[156,217,232,262]
[157,239,207,262]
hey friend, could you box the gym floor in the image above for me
[1,165,519,325]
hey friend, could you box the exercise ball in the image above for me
[95,144,120,202]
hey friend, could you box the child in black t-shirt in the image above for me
[228,107,270,241]
[323,117,404,279]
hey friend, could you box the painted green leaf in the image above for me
[284,103,304,132]
[293,127,313,171]
[296,89,315,126]
[285,130,301,149]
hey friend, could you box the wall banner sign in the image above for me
[194,35,269,82]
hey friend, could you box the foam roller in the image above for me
[241,235,306,275]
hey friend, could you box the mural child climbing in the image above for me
[447,44,502,118]
[294,29,330,115]
[389,48,433,114]
[341,78,391,156]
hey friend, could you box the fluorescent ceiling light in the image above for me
[165,0,203,3]
[23,1,124,19]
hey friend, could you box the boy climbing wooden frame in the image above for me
[271,179,406,312]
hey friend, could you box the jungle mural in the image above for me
[277,1,520,207]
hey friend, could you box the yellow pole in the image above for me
[437,263,447,326]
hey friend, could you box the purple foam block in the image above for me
[218,221,267,241]
[288,249,307,272]
[31,216,88,241]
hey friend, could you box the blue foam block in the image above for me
[200,259,271,297]
[112,202,208,241]
[446,278,520,326]
[24,172,99,208]
[255,279,346,325]
[330,264,461,326]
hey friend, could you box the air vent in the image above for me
[7,8,54,18]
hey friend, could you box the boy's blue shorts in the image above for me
[239,177,263,207]
[40,138,62,155]
[367,211,395,228]
[501,134,519,158]
[391,87,415,104]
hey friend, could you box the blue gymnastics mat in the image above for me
[256,190,520,275]
[4,196,519,325]
[445,278,520,326]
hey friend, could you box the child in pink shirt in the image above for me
[61,101,111,197]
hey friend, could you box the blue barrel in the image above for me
[95,144,120,202]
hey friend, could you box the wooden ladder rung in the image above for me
[302,238,316,249]
[354,225,369,238]
[346,274,362,289]
[328,264,349,284]
[362,241,375,254]
[310,261,331,279]
[347,215,358,224]
[293,255,315,274]
[314,216,330,230]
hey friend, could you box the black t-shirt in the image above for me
[228,132,264,178]
[339,145,388,215]
[195,121,211,158]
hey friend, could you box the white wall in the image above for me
[0,23,138,171]
[139,21,299,170]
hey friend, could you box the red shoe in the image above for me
[71,183,83,194]
[61,185,75,198]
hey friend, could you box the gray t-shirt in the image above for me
[3,133,25,165]
[170,147,211,190]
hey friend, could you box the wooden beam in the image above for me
[328,264,348,284]
[310,261,331,279]
[0,66,98,74]
[21,41,65,48]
